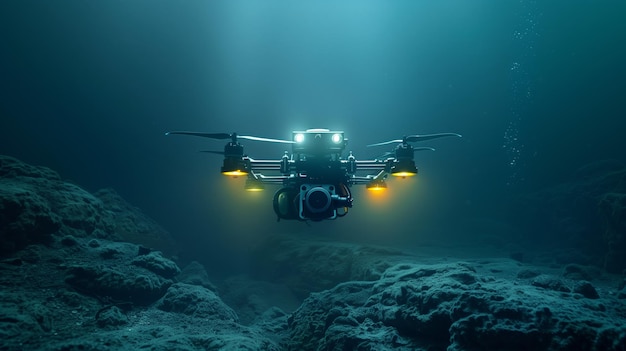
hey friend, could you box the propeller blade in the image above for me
[414,147,437,152]
[367,139,403,147]
[199,150,225,155]
[367,133,462,147]
[165,131,231,139]
[239,135,295,144]
[404,133,462,143]
[166,131,294,144]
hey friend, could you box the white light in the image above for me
[294,133,305,143]
[332,133,343,144]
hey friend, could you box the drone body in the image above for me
[167,128,461,222]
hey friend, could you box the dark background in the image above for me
[1,1,625,269]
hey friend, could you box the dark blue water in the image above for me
[2,1,625,268]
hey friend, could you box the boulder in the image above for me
[157,283,238,321]
[131,250,180,279]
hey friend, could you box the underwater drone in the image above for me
[166,128,461,222]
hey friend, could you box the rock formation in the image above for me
[1,155,625,350]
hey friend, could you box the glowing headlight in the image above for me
[391,171,417,177]
[366,179,387,191]
[294,133,305,143]
[331,133,343,144]
[222,170,248,177]
[390,159,417,178]
[244,178,265,191]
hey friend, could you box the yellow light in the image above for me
[366,179,387,191]
[294,133,305,143]
[222,170,248,177]
[244,178,265,191]
[391,171,417,177]
[365,180,389,205]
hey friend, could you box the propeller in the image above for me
[367,133,462,147]
[165,131,294,144]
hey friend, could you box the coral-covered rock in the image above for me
[131,250,180,278]
[0,156,177,255]
[0,184,61,252]
[96,306,128,328]
[572,281,600,299]
[157,283,238,321]
[286,262,626,351]
[62,239,175,305]
[0,292,54,341]
[517,268,541,279]
[65,264,172,305]
[531,274,571,292]
[0,155,62,180]
[0,234,285,351]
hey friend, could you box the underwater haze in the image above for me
[1,1,625,269]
